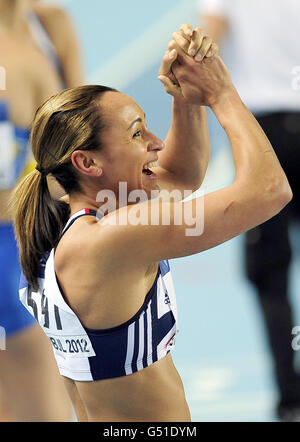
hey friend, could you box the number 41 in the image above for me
[27,288,62,330]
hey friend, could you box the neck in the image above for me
[0,0,29,30]
[69,193,102,217]
[69,187,127,218]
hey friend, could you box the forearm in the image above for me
[159,98,209,190]
[211,88,291,197]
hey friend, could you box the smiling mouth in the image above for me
[142,161,158,176]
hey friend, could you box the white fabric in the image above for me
[198,0,300,114]
[20,250,96,381]
[0,120,15,189]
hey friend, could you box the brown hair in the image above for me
[12,85,116,290]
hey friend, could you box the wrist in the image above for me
[173,96,204,115]
[210,85,240,109]
[210,87,245,126]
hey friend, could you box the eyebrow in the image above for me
[127,112,146,130]
[127,118,142,130]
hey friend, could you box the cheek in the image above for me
[123,143,146,170]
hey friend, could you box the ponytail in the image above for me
[12,169,69,290]
[11,85,116,290]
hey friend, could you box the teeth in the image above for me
[143,161,157,170]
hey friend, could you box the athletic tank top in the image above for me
[19,209,179,381]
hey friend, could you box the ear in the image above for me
[71,150,103,177]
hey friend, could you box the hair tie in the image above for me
[35,164,47,176]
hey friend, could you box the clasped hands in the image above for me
[159,24,232,107]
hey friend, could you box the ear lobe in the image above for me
[71,151,103,177]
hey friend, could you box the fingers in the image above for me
[158,48,181,95]
[179,23,193,39]
[206,42,219,58]
[187,27,205,56]
[168,39,177,51]
[194,36,213,62]
[158,74,182,99]
[171,25,218,62]
[158,48,178,76]
[171,31,190,54]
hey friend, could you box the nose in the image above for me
[147,131,165,152]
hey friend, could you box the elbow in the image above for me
[275,184,293,211]
[263,177,293,216]
[180,174,205,194]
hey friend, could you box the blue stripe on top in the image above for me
[86,269,160,380]
[19,209,178,381]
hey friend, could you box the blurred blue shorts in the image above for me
[0,223,36,337]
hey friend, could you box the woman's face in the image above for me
[96,91,164,199]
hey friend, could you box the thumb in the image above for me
[158,75,182,98]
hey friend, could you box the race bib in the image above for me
[20,284,96,359]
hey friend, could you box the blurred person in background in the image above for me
[28,0,84,88]
[0,0,83,421]
[198,0,300,421]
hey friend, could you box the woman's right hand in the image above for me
[159,25,235,107]
[175,53,235,107]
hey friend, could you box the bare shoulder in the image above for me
[54,212,152,276]
[54,217,123,271]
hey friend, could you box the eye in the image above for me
[133,130,141,138]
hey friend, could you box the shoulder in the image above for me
[55,217,119,270]
[55,211,153,274]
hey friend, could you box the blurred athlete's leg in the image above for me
[0,324,73,422]
[0,391,13,422]
[245,207,299,402]
[244,112,300,420]
[0,223,72,421]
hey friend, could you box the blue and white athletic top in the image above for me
[19,209,178,381]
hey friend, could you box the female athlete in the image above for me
[12,25,292,421]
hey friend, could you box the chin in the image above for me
[144,184,160,200]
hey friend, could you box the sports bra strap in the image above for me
[61,208,102,238]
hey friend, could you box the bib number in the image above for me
[26,287,95,358]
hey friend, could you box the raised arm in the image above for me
[156,95,209,194]
[154,26,218,194]
[97,46,292,268]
